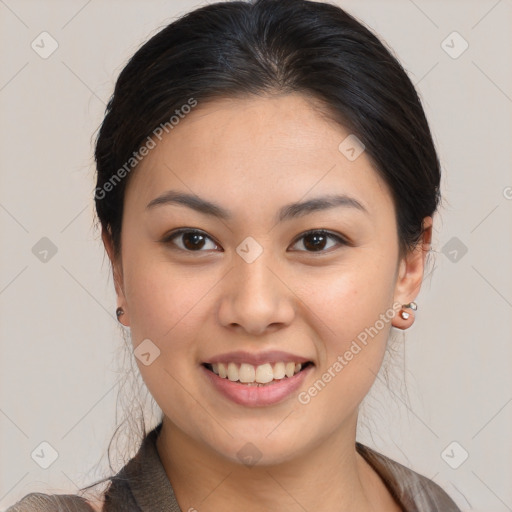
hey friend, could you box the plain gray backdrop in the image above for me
[1,1,511,510]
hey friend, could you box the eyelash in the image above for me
[161,228,350,255]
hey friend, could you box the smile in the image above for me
[203,361,313,385]
[201,361,314,407]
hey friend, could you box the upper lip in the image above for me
[204,350,313,366]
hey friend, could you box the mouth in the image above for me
[202,361,315,387]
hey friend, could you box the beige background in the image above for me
[1,0,511,510]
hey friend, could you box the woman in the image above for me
[7,0,462,510]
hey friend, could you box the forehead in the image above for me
[124,93,392,217]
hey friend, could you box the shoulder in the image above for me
[5,492,99,512]
[356,442,462,511]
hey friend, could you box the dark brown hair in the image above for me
[94,0,440,261]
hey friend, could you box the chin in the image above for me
[205,431,308,468]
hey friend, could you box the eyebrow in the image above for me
[146,190,368,223]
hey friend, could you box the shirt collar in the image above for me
[108,422,459,512]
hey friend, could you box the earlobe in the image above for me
[391,301,418,330]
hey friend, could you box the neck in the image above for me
[155,414,391,512]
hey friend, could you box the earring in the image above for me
[400,301,417,320]
[116,307,124,320]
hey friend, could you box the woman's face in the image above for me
[108,93,425,465]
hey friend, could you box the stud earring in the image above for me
[400,301,417,320]
[116,307,125,320]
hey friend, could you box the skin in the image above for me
[102,92,432,512]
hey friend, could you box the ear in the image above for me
[102,228,129,326]
[391,216,433,329]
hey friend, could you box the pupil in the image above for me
[304,233,326,251]
[184,233,205,250]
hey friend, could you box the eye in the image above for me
[162,228,349,254]
[289,229,349,253]
[162,229,220,252]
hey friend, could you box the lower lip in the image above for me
[201,364,313,407]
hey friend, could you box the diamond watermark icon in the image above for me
[32,237,58,263]
[134,338,161,366]
[442,236,468,263]
[236,236,263,264]
[441,441,469,469]
[31,31,59,59]
[338,134,365,161]
[236,442,262,468]
[441,31,469,59]
[31,441,59,469]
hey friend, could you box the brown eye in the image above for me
[163,229,220,252]
[290,230,348,253]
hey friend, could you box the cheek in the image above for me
[123,256,209,423]
[123,248,209,342]
[298,254,397,338]
[298,257,397,401]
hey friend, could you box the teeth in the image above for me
[239,363,256,383]
[273,361,286,379]
[255,363,274,384]
[227,362,238,381]
[210,361,305,383]
[217,363,227,378]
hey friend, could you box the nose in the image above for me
[217,253,295,335]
